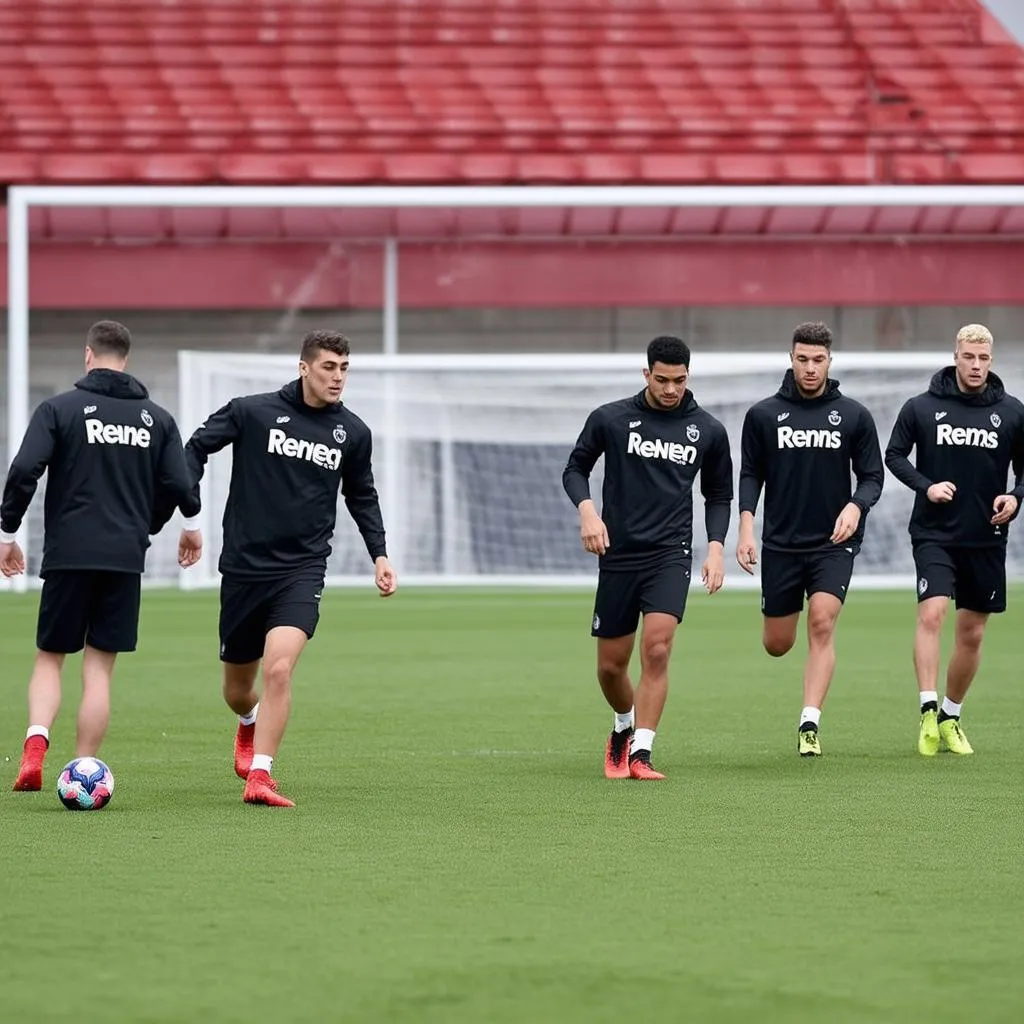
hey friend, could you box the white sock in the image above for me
[613,707,635,733]
[920,690,939,709]
[941,697,962,719]
[250,754,273,774]
[630,728,655,756]
[26,725,49,742]
[800,706,821,728]
[239,703,259,726]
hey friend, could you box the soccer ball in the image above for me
[56,757,115,811]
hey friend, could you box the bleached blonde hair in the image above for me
[956,323,993,347]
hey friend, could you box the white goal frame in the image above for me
[7,183,1024,593]
[176,347,951,592]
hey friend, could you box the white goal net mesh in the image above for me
[151,350,1024,589]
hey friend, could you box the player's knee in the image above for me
[597,654,629,685]
[956,621,986,652]
[916,605,946,634]
[262,659,294,693]
[763,632,794,658]
[806,613,837,647]
[640,637,672,671]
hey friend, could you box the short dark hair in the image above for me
[792,321,833,350]
[300,330,351,363]
[647,335,690,369]
[86,320,131,359]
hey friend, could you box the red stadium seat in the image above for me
[1,0,1022,185]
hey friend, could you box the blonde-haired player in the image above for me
[885,324,1024,755]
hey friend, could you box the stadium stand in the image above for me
[1,0,1023,186]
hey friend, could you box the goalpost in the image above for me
[7,185,1024,592]
[176,347,957,591]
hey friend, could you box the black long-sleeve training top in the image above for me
[885,366,1024,547]
[738,370,884,552]
[562,389,733,570]
[0,368,198,575]
[170,378,388,578]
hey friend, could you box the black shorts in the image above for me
[36,570,141,654]
[913,542,1006,614]
[219,570,325,664]
[761,547,855,618]
[591,560,691,639]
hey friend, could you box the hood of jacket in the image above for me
[775,368,841,406]
[632,388,699,416]
[279,378,343,415]
[74,368,149,400]
[927,365,1005,408]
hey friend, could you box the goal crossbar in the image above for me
[8,182,1024,592]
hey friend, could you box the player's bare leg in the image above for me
[945,610,987,704]
[76,646,116,757]
[629,612,677,779]
[936,609,986,755]
[762,613,799,658]
[224,660,260,779]
[796,594,842,756]
[914,596,948,756]
[244,626,308,807]
[13,650,64,791]
[596,634,635,778]
[914,596,948,694]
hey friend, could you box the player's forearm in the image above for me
[1011,454,1024,502]
[363,533,388,561]
[344,492,388,560]
[562,466,592,508]
[704,502,730,544]
[884,452,932,494]
[738,510,756,536]
[0,465,40,536]
[737,472,762,515]
[851,474,883,511]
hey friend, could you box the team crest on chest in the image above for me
[686,424,700,443]
[333,425,347,444]
[990,413,1001,429]
[828,410,842,426]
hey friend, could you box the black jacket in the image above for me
[562,389,733,570]
[178,379,387,578]
[885,367,1024,546]
[739,370,884,551]
[0,369,197,575]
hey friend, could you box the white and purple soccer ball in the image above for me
[56,757,115,811]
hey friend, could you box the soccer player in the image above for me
[735,321,884,756]
[885,323,1024,756]
[175,330,396,807]
[1,320,201,791]
[562,336,733,780]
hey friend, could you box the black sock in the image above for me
[799,721,818,732]
[937,709,958,724]
[629,749,650,764]
[921,700,938,713]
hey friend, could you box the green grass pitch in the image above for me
[1,586,1022,1023]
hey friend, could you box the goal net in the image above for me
[156,348,1024,590]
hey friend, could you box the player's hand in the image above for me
[831,502,862,544]
[991,494,1019,525]
[178,529,203,568]
[0,540,26,577]
[580,509,610,556]
[701,543,725,595]
[375,556,397,597]
[736,533,758,575]
[927,481,956,503]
